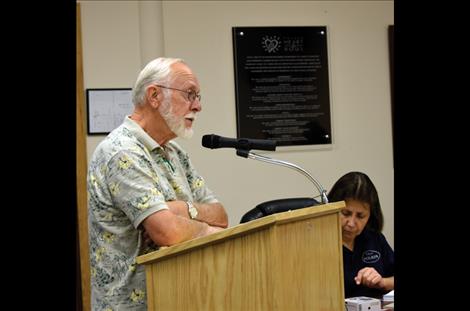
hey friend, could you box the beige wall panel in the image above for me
[81,1,394,247]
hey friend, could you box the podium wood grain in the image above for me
[137,201,345,310]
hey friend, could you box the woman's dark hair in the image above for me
[327,171,384,232]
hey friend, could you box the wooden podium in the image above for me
[137,201,345,310]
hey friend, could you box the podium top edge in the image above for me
[137,201,345,264]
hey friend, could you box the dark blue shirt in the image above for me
[343,229,394,298]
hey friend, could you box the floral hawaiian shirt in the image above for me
[87,117,218,310]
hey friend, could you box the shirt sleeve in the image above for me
[379,233,395,277]
[106,149,169,228]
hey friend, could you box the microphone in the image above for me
[201,133,329,222]
[202,134,276,151]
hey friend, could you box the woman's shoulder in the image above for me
[359,229,389,246]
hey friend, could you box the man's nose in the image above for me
[191,98,202,112]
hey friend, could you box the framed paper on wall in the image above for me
[232,26,332,148]
[86,88,133,135]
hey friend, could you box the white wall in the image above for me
[80,0,394,247]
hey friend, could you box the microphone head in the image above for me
[202,134,218,149]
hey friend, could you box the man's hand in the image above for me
[167,200,228,228]
[142,230,155,248]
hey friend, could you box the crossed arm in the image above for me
[142,200,228,247]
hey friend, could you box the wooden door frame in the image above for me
[76,3,91,311]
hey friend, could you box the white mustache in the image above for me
[185,112,197,120]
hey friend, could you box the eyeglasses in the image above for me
[154,84,201,103]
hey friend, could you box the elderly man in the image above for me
[87,57,228,310]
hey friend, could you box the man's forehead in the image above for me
[171,64,199,87]
[171,62,192,75]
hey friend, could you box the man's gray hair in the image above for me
[132,57,184,106]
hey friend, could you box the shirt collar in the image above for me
[123,116,162,151]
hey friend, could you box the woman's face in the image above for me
[340,199,370,243]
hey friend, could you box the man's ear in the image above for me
[146,85,160,109]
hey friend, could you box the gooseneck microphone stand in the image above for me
[236,149,329,204]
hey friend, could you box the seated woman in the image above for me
[328,171,394,298]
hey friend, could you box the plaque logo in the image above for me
[262,35,281,53]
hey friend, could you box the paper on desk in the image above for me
[382,290,394,302]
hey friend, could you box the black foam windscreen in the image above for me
[201,134,218,148]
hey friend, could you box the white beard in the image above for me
[159,98,195,139]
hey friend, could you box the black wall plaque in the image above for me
[232,26,332,147]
